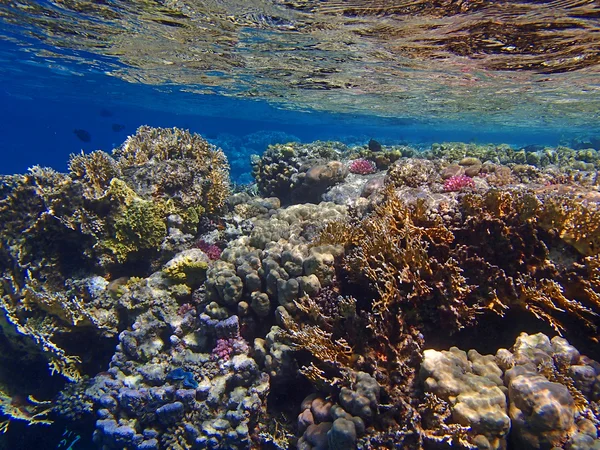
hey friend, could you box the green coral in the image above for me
[101,179,167,263]
[163,250,209,288]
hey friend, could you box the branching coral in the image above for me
[279,303,354,368]
[537,195,600,256]
[0,390,53,431]
[68,150,120,199]
[114,126,230,214]
[318,187,475,331]
[0,296,83,380]
[318,184,600,356]
[459,189,600,339]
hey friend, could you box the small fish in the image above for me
[111,123,125,132]
[99,108,113,117]
[368,138,382,152]
[73,129,91,142]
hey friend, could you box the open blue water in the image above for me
[1,35,598,183]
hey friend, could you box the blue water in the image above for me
[1,38,597,183]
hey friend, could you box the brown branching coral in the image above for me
[516,277,598,336]
[68,150,120,199]
[279,303,354,368]
[318,184,600,353]
[319,187,476,331]
[459,189,600,338]
[537,196,600,257]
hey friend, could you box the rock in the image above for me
[156,402,185,425]
[251,292,271,317]
[459,157,482,166]
[338,372,380,421]
[298,409,315,435]
[420,347,509,449]
[507,372,576,449]
[464,164,482,177]
[311,397,333,423]
[361,176,385,197]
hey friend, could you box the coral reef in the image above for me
[251,141,350,204]
[420,332,600,449]
[0,127,229,384]
[1,137,600,449]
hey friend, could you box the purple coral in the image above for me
[348,159,377,175]
[193,239,222,260]
[443,175,475,192]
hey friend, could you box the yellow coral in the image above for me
[538,197,600,256]
[163,256,208,288]
[102,179,167,262]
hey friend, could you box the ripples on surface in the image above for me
[1,0,599,126]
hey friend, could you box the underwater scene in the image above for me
[1,1,600,449]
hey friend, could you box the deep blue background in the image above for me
[0,37,598,183]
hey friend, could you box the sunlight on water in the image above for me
[0,0,599,126]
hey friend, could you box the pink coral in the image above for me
[193,239,222,260]
[443,175,476,192]
[211,337,249,361]
[349,159,377,175]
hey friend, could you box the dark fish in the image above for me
[111,123,125,132]
[368,138,382,152]
[73,129,91,142]
[99,108,113,117]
